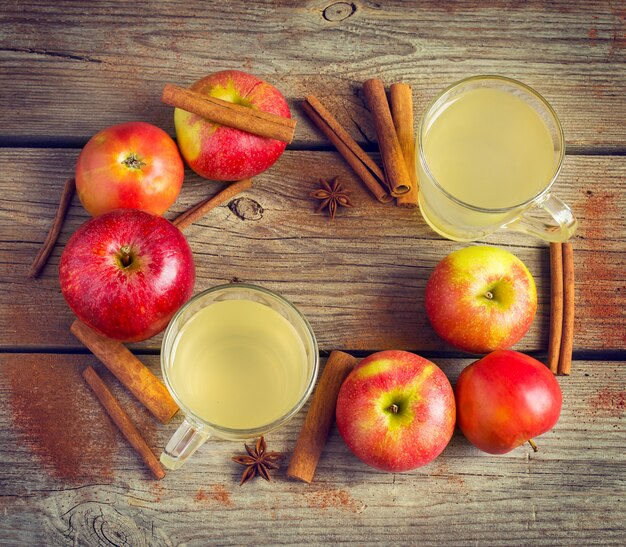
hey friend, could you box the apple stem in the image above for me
[528,439,539,452]
[122,153,146,170]
[119,245,133,267]
[388,404,399,414]
[485,291,493,299]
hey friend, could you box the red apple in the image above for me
[455,350,562,454]
[336,350,456,472]
[76,122,184,217]
[59,209,195,342]
[174,70,290,181]
[425,245,537,354]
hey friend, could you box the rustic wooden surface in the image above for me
[1,1,625,545]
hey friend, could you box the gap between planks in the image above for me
[0,139,625,156]
[0,346,624,363]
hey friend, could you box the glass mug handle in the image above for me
[505,193,578,242]
[160,417,211,470]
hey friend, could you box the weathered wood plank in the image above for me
[0,354,623,545]
[0,1,624,149]
[1,149,624,352]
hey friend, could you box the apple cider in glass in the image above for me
[168,298,309,430]
[421,86,556,212]
[416,77,577,242]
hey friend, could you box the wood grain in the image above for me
[1,149,624,352]
[0,353,623,545]
[0,1,624,149]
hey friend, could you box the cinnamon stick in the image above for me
[302,99,392,203]
[547,242,564,374]
[162,84,296,144]
[363,78,412,197]
[83,366,165,480]
[71,320,179,424]
[389,83,419,208]
[287,350,359,484]
[173,178,253,230]
[28,177,75,278]
[304,95,387,186]
[558,242,575,375]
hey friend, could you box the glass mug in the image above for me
[160,284,319,470]
[417,75,578,242]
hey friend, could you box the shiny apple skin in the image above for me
[336,350,456,472]
[59,209,195,342]
[76,122,184,217]
[425,245,537,354]
[174,70,290,181]
[455,350,562,454]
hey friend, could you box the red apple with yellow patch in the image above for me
[336,350,456,472]
[425,245,537,354]
[174,70,291,181]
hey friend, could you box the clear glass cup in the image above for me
[417,75,578,242]
[160,283,319,470]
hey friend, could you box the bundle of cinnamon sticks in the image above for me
[548,242,575,375]
[303,78,419,207]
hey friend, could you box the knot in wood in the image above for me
[323,2,356,22]
[64,503,148,546]
[228,197,264,221]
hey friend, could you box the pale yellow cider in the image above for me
[422,87,556,210]
[169,299,308,430]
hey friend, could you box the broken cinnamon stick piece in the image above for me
[287,350,359,484]
[172,178,253,230]
[363,78,412,197]
[547,242,564,374]
[162,84,296,143]
[28,177,75,278]
[71,320,179,424]
[83,366,165,480]
[558,242,575,375]
[389,83,419,208]
[302,99,392,203]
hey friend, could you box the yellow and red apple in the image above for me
[174,70,291,181]
[336,350,456,472]
[455,350,562,454]
[425,246,537,354]
[76,122,184,217]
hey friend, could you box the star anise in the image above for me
[232,436,282,486]
[310,176,354,221]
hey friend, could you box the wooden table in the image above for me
[1,2,624,545]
